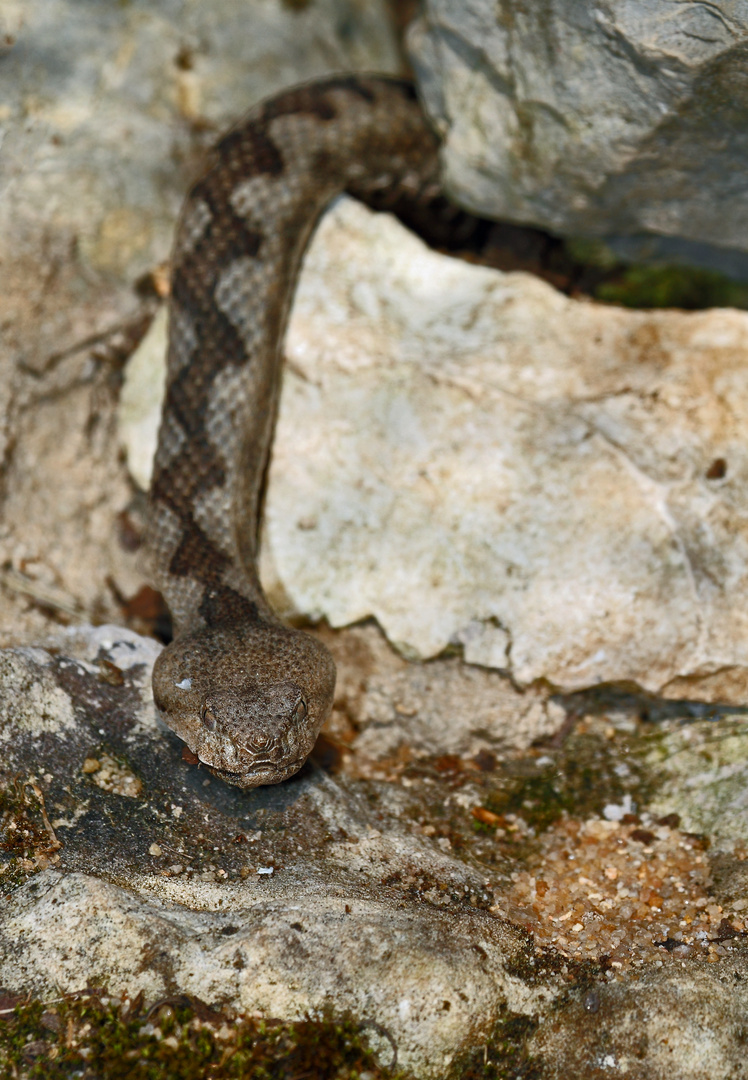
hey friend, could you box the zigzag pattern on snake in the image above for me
[148,77,441,788]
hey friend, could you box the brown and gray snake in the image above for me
[148,76,442,789]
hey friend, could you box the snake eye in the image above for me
[293,698,307,724]
[201,703,217,731]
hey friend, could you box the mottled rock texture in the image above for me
[0,626,553,1077]
[408,0,748,253]
[4,626,748,1079]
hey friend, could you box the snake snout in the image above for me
[247,730,273,752]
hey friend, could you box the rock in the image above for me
[0,625,553,1077]
[0,0,402,647]
[1,0,401,299]
[5,625,748,1077]
[407,0,748,254]
[118,307,170,494]
[319,623,559,760]
[643,716,748,848]
[530,959,748,1080]
[123,194,748,701]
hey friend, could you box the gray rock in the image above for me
[643,716,748,849]
[529,959,748,1079]
[5,625,748,1076]
[408,0,748,254]
[0,626,550,1076]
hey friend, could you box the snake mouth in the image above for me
[206,756,305,789]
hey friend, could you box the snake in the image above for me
[147,77,441,789]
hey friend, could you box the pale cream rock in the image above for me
[273,197,748,698]
[118,306,168,492]
[0,648,77,744]
[0,868,541,1079]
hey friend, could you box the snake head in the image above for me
[152,625,336,789]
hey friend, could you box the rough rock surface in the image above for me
[124,195,748,700]
[0,626,554,1076]
[408,0,748,253]
[5,626,748,1078]
[529,963,748,1080]
[645,717,748,847]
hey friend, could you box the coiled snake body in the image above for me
[148,77,440,788]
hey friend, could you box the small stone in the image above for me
[583,991,600,1014]
[82,758,100,774]
[148,843,162,857]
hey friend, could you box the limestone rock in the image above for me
[5,625,748,1077]
[408,0,748,253]
[529,959,748,1080]
[644,716,748,848]
[0,625,551,1077]
[319,622,559,760]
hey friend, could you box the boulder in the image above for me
[408,0,748,255]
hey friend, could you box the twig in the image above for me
[28,780,62,851]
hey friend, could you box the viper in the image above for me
[148,77,441,789]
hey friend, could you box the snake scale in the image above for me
[148,77,441,789]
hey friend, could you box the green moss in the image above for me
[478,730,649,836]
[0,993,408,1080]
[594,263,748,310]
[484,768,573,834]
[564,237,619,271]
[453,1007,542,1079]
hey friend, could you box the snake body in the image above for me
[148,77,440,788]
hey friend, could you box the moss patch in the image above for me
[452,1007,542,1080]
[593,263,748,310]
[478,727,651,837]
[0,991,407,1080]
